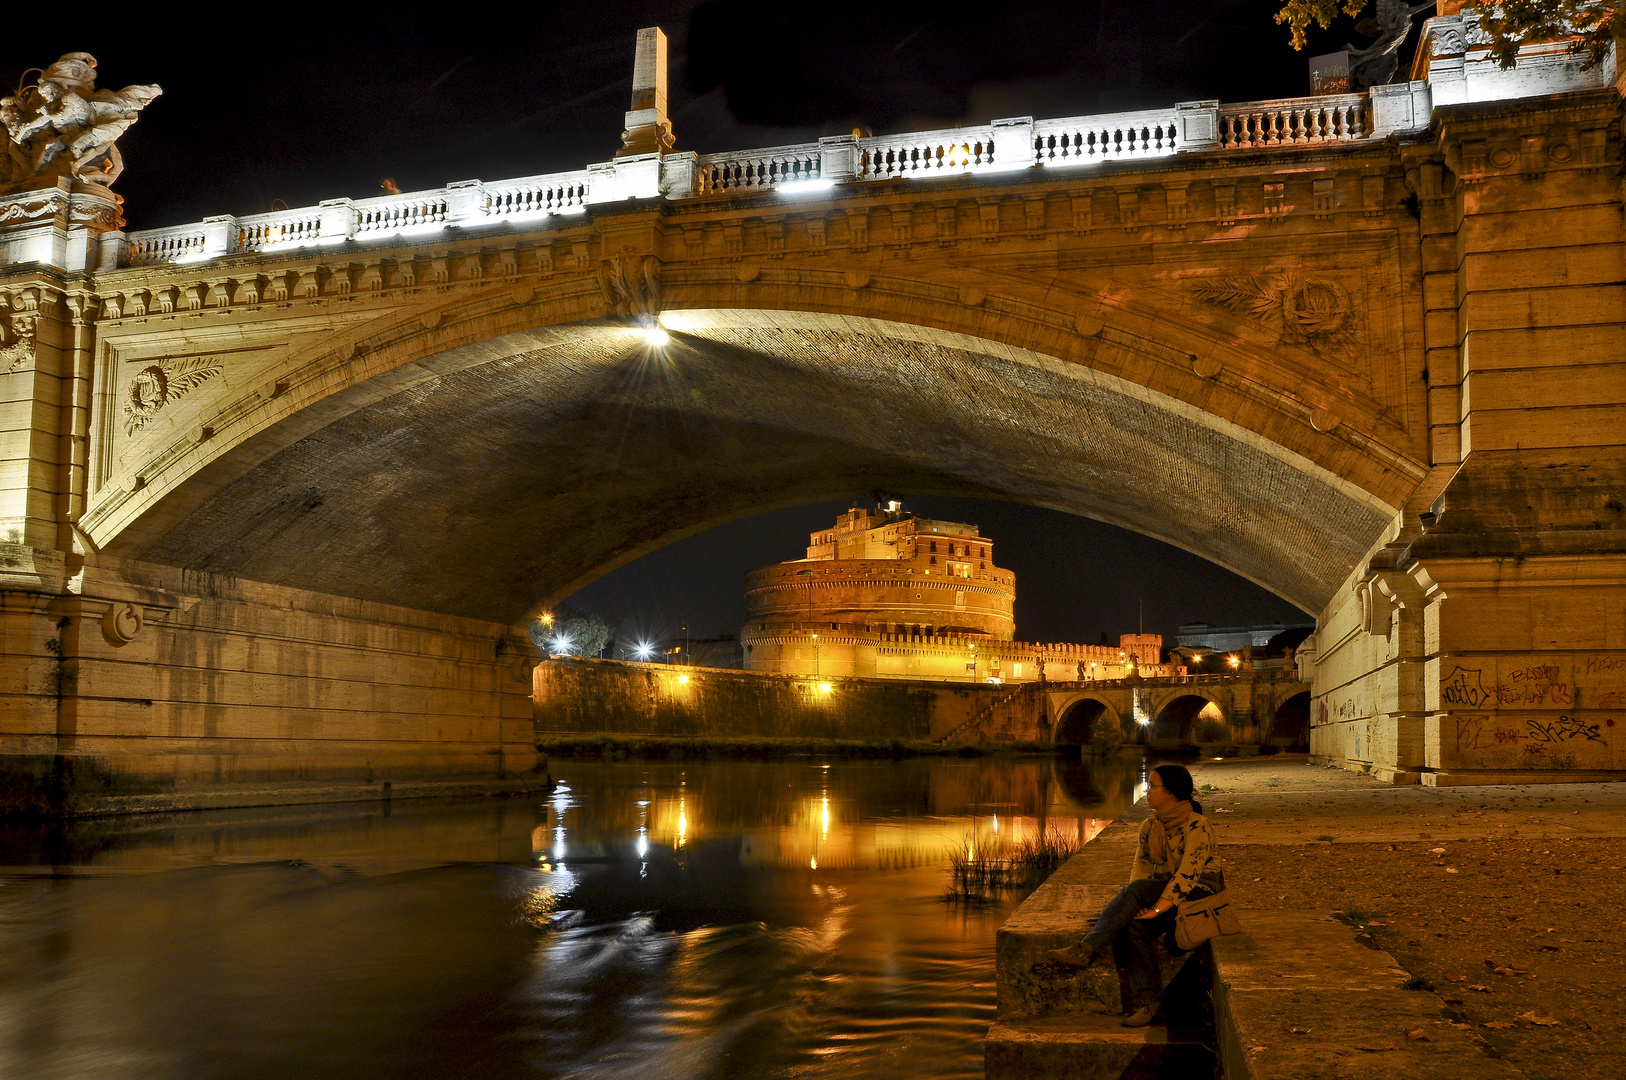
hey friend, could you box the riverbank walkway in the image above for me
[991,756,1626,1078]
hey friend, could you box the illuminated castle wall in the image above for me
[741,505,1162,683]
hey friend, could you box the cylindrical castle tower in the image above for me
[741,505,1015,677]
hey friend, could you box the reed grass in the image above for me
[944,828,1083,903]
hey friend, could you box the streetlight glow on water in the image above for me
[0,757,1143,1079]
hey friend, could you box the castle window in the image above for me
[980,561,986,569]
[930,541,937,552]
[930,556,937,565]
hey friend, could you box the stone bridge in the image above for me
[2,18,1623,786]
[945,673,1311,749]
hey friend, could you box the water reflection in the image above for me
[0,756,1139,1079]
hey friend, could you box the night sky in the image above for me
[4,1,1386,643]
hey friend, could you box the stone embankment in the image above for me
[991,757,1626,1078]
[533,656,1017,742]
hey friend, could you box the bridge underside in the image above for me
[125,312,1382,622]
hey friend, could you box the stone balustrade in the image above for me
[121,87,1428,267]
[1217,93,1369,148]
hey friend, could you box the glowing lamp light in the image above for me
[639,326,670,348]
[634,643,654,660]
[777,178,835,196]
[551,635,572,654]
[679,674,690,685]
[1228,655,1241,669]
[818,682,831,694]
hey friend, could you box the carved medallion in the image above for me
[1190,272,1351,341]
[123,355,222,435]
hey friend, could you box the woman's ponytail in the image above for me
[1152,764,1201,814]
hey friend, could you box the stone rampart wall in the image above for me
[532,657,1016,742]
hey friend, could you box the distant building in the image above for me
[1174,621,1314,655]
[741,504,1162,683]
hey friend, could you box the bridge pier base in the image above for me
[1,558,542,802]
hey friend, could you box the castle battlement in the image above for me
[742,506,1160,683]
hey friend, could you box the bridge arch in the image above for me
[1149,693,1229,745]
[83,255,1410,624]
[1051,694,1124,748]
[1270,690,1312,750]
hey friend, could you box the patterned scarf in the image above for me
[1146,801,1196,868]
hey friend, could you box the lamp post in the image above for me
[812,632,820,679]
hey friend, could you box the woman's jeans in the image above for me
[1080,877,1177,1011]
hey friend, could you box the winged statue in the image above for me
[0,52,161,195]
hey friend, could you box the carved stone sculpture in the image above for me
[599,249,661,319]
[1347,0,1435,89]
[123,356,222,436]
[0,297,39,373]
[0,53,161,197]
[1190,271,1351,341]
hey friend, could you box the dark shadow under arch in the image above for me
[1055,699,1108,746]
[1152,695,1224,745]
[1271,691,1311,749]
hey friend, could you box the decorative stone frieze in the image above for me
[122,355,223,435]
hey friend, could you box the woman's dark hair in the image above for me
[1152,764,1202,814]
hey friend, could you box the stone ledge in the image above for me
[985,1013,1214,1080]
[70,776,556,817]
[1212,910,1523,1080]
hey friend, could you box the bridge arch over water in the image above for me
[5,19,1622,786]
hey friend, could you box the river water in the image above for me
[0,756,1144,1079]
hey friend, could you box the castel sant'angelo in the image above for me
[742,504,1162,683]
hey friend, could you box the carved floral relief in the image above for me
[1189,271,1352,341]
[0,305,37,373]
[123,356,222,435]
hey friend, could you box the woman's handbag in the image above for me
[1172,869,1242,950]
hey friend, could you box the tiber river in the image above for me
[0,756,1145,1079]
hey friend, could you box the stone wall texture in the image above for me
[533,657,1017,742]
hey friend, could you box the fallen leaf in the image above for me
[1249,1046,1267,1053]
[1484,1020,1513,1030]
[1469,985,1492,992]
[1288,1026,1311,1035]
[1446,867,1459,873]
[1407,1028,1430,1041]
[1517,1011,1560,1027]
[1447,975,1466,982]
[1430,847,1446,854]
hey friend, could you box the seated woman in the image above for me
[1046,763,1217,1027]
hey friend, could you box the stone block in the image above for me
[1462,364,1626,413]
[1212,912,1522,1080]
[1463,324,1626,371]
[1461,244,1623,293]
[1461,284,1624,333]
[1464,403,1626,452]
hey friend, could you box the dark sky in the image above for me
[4,1,1384,643]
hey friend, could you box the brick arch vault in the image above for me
[85,289,1409,625]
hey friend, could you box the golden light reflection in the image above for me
[821,795,830,837]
